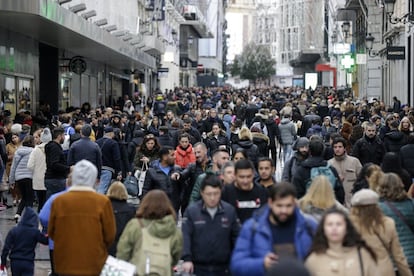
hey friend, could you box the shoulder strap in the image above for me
[357,247,364,276]
[384,201,414,235]
[373,229,392,259]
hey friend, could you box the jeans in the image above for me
[11,259,34,276]
[16,178,34,216]
[45,178,66,200]
[283,144,293,163]
[35,190,47,213]
[97,170,113,194]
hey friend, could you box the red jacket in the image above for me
[175,144,195,168]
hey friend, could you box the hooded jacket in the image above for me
[231,139,259,165]
[205,130,230,154]
[252,132,270,157]
[116,215,183,270]
[278,118,297,145]
[9,145,33,183]
[175,144,196,169]
[1,207,48,264]
[27,143,47,190]
[383,130,407,153]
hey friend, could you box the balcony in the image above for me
[141,35,166,56]
[180,4,213,38]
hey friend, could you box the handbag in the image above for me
[134,162,148,197]
[124,175,139,197]
[100,255,135,276]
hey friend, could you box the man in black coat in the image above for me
[352,122,385,165]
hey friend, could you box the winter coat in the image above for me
[27,143,47,191]
[182,200,240,267]
[175,144,196,169]
[134,148,159,171]
[142,161,181,210]
[201,117,226,134]
[292,156,345,203]
[306,125,323,138]
[350,215,412,276]
[252,132,270,157]
[158,134,175,148]
[265,119,280,148]
[231,139,259,165]
[328,154,362,208]
[351,135,385,165]
[48,186,116,276]
[379,199,414,267]
[400,144,414,178]
[1,207,48,265]
[321,125,337,141]
[116,215,182,272]
[278,118,297,145]
[124,122,138,143]
[305,247,379,276]
[173,128,202,148]
[384,130,407,153]
[96,137,121,174]
[9,146,33,184]
[205,131,229,154]
[230,207,317,276]
[45,141,70,180]
[282,152,306,182]
[108,199,136,257]
[67,137,102,178]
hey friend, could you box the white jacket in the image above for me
[27,143,47,190]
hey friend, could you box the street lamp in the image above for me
[384,0,414,24]
[365,33,378,57]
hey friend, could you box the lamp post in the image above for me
[341,21,351,41]
[365,33,378,57]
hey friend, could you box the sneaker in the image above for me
[14,214,20,223]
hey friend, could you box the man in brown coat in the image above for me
[49,160,116,275]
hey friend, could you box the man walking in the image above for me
[352,122,385,165]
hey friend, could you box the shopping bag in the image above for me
[100,255,136,276]
[134,162,148,197]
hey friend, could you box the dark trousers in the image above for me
[45,178,66,200]
[194,265,230,276]
[16,178,34,216]
[10,259,34,276]
[35,190,46,213]
[270,146,277,166]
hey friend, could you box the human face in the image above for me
[152,117,159,126]
[323,213,347,244]
[11,135,19,145]
[212,125,220,135]
[214,152,230,169]
[201,186,221,208]
[258,161,274,181]
[268,196,296,223]
[146,139,155,150]
[324,118,330,126]
[167,112,174,120]
[298,146,309,156]
[183,123,191,131]
[333,142,346,156]
[402,121,410,130]
[233,152,246,162]
[235,168,254,191]
[34,133,41,145]
[209,109,217,118]
[194,145,207,164]
[365,126,376,139]
[221,166,235,184]
[179,137,190,149]
[163,150,176,166]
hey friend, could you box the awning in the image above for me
[289,51,321,68]
[0,0,156,70]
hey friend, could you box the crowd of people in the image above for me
[0,86,413,275]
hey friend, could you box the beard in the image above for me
[271,212,295,226]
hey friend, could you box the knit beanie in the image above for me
[72,160,98,187]
[40,128,52,144]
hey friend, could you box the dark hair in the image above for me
[234,159,255,173]
[179,132,190,141]
[309,139,324,157]
[200,174,222,191]
[268,182,297,200]
[159,146,174,158]
[212,147,230,157]
[232,148,248,160]
[329,133,341,141]
[139,135,161,153]
[136,190,176,220]
[381,152,402,174]
[22,135,34,147]
[52,127,64,139]
[332,137,347,148]
[308,208,377,262]
[183,118,192,125]
[258,157,274,167]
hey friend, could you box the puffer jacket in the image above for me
[252,132,269,157]
[116,215,183,271]
[379,199,414,267]
[278,118,296,145]
[231,139,259,165]
[27,143,47,190]
[109,199,136,257]
[175,144,196,169]
[400,143,414,178]
[9,146,33,183]
[384,130,407,153]
[205,131,229,154]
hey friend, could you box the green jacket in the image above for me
[116,215,183,269]
[189,168,219,203]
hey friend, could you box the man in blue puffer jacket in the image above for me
[230,182,317,276]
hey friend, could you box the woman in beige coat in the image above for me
[350,189,412,276]
[305,209,378,276]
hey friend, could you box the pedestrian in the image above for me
[9,135,35,222]
[175,133,196,169]
[230,182,317,276]
[350,189,412,276]
[117,190,183,275]
[0,207,48,276]
[182,175,240,276]
[0,127,9,208]
[304,209,378,275]
[6,133,21,206]
[231,127,259,166]
[48,160,116,276]
[282,137,309,182]
[255,157,277,192]
[352,122,386,165]
[133,134,160,170]
[106,181,136,257]
[278,114,297,162]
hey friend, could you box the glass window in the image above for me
[3,76,16,117]
[18,78,31,111]
[60,78,71,111]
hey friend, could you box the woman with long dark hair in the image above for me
[133,134,161,170]
[116,189,183,275]
[305,209,378,275]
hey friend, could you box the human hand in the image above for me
[171,172,180,181]
[140,157,150,163]
[182,261,194,274]
[264,252,278,270]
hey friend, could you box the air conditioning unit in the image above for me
[182,5,197,20]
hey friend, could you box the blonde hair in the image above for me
[238,126,253,141]
[377,173,408,201]
[367,165,383,192]
[107,181,128,200]
[299,176,336,210]
[399,116,413,132]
